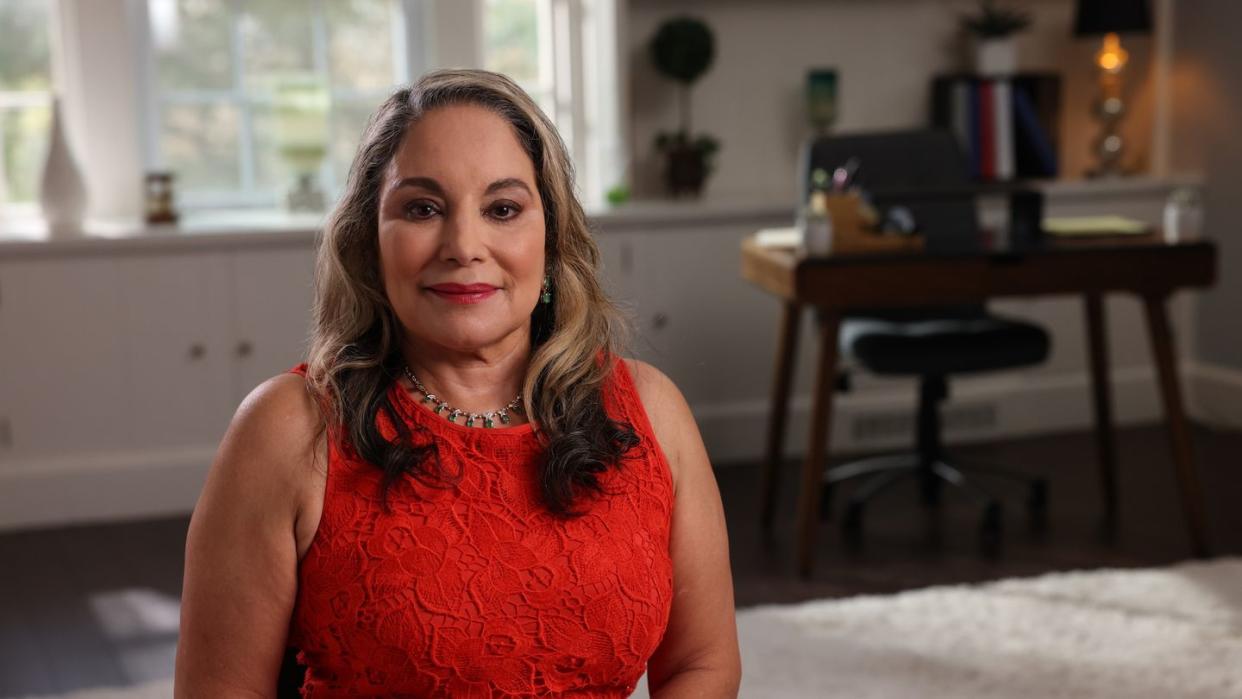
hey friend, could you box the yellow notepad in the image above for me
[1043,216,1151,237]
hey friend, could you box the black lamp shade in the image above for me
[1074,0,1152,36]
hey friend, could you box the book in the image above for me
[978,80,996,180]
[993,79,1015,181]
[951,80,974,179]
[931,73,1061,181]
[1012,85,1058,177]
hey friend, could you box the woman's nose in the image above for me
[438,206,486,264]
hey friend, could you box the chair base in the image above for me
[821,453,1048,557]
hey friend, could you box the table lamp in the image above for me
[1074,0,1152,177]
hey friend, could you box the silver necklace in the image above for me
[402,365,523,429]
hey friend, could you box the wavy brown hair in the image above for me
[301,69,638,516]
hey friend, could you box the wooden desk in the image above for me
[742,233,1218,577]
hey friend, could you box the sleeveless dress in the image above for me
[285,359,675,698]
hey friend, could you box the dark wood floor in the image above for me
[2,423,1239,696]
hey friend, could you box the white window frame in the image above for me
[137,0,418,209]
[36,0,622,221]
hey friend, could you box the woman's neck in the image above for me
[401,333,532,416]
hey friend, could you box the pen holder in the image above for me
[823,191,923,254]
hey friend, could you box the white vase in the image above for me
[39,97,88,238]
[975,37,1018,77]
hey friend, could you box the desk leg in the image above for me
[797,311,841,578]
[761,301,803,533]
[1143,293,1211,557]
[1084,293,1119,536]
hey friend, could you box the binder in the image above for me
[931,73,1061,181]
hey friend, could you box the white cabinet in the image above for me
[0,245,316,466]
[117,253,235,450]
[0,258,132,461]
[228,247,316,407]
[0,243,317,530]
[607,223,789,408]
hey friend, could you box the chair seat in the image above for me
[842,314,1050,375]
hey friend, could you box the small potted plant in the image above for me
[650,16,719,198]
[961,0,1031,76]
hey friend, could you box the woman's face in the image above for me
[378,104,546,357]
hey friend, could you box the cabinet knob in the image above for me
[188,343,206,360]
[236,340,253,358]
[652,312,669,330]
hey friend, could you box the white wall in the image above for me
[1170,0,1242,372]
[625,0,1158,201]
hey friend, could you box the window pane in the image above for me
[160,103,239,191]
[328,0,397,91]
[331,99,378,187]
[240,0,315,84]
[251,104,285,195]
[151,0,234,91]
[484,0,540,85]
[0,0,51,91]
[1,105,51,203]
[149,0,408,204]
[252,79,330,195]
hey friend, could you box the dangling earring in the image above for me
[541,274,553,304]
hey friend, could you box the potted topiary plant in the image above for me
[961,0,1032,76]
[650,16,719,198]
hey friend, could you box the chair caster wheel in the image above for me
[980,501,1003,558]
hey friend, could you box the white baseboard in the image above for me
[0,446,214,532]
[697,366,1164,464]
[1186,361,1242,430]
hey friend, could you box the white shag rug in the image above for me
[19,558,1242,699]
[729,557,1242,699]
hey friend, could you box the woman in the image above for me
[176,69,740,697]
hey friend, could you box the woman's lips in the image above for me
[427,283,498,305]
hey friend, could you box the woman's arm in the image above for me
[628,360,742,698]
[175,374,323,698]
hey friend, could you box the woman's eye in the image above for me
[489,203,520,221]
[405,202,439,219]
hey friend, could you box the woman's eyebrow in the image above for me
[392,176,445,195]
[391,176,532,197]
[483,178,533,197]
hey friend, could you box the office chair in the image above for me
[804,129,1051,555]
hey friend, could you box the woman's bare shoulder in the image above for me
[209,372,327,527]
[620,357,679,408]
[618,357,698,492]
[231,372,325,467]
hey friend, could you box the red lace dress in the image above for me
[285,359,674,698]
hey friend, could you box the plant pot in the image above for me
[975,37,1018,77]
[664,145,709,198]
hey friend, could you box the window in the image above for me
[483,0,624,209]
[0,0,54,208]
[12,0,622,220]
[145,0,408,207]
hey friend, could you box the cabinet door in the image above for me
[229,247,316,408]
[594,231,640,336]
[629,223,788,407]
[0,258,132,461]
[117,253,234,449]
